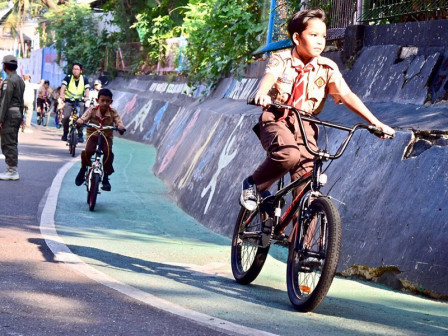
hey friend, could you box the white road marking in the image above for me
[40,160,277,336]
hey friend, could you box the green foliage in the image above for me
[102,0,188,44]
[40,3,116,75]
[132,13,181,66]
[182,0,265,88]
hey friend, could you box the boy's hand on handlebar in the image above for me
[118,128,126,135]
[254,93,272,107]
[373,122,395,139]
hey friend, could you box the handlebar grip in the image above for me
[368,125,385,137]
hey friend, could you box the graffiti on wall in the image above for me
[201,115,245,214]
[143,102,169,142]
[158,109,201,174]
[126,100,153,134]
[178,117,222,189]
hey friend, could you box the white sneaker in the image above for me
[239,178,258,211]
[0,168,19,180]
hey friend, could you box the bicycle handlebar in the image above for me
[247,97,386,160]
[83,123,126,133]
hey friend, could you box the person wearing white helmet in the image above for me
[86,79,102,109]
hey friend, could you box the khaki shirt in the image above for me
[78,106,125,138]
[37,85,53,100]
[264,48,351,115]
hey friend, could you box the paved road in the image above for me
[1,120,447,335]
[0,122,229,336]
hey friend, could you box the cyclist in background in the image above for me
[85,79,102,109]
[36,80,53,122]
[60,62,90,142]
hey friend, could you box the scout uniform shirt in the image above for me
[78,105,124,139]
[264,48,351,116]
[37,85,53,101]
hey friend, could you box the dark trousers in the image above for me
[81,135,115,175]
[1,109,22,167]
[252,111,318,197]
[62,101,84,135]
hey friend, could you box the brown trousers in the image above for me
[81,135,115,175]
[252,110,318,195]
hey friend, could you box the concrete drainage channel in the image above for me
[402,129,448,159]
[338,265,448,301]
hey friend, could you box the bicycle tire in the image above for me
[42,112,47,126]
[231,206,270,284]
[37,113,41,125]
[286,196,341,312]
[69,130,77,157]
[88,172,100,211]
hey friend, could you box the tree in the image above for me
[0,0,48,57]
[41,2,109,75]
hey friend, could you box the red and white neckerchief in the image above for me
[278,63,314,122]
[288,63,314,110]
[96,107,108,127]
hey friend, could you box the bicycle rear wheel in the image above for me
[88,172,100,211]
[231,206,270,284]
[286,196,341,312]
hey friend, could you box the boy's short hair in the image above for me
[73,62,83,70]
[98,88,113,99]
[44,80,50,85]
[287,8,326,42]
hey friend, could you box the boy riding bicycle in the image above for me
[240,9,395,237]
[74,88,125,191]
[36,80,53,120]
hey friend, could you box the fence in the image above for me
[359,0,448,22]
[109,0,448,72]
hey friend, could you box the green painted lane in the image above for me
[55,139,448,336]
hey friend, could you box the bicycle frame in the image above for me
[84,123,120,172]
[244,99,386,242]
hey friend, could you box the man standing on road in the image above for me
[60,62,90,143]
[0,55,25,180]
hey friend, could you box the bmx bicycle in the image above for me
[231,99,390,312]
[82,123,125,211]
[37,100,50,126]
[66,101,84,157]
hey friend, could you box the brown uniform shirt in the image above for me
[37,85,53,100]
[78,106,125,138]
[264,48,351,115]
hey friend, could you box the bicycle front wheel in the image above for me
[286,196,341,312]
[88,172,100,211]
[231,207,270,284]
[69,130,77,157]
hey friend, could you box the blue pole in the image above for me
[41,47,46,82]
[266,0,277,46]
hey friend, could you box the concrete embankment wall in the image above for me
[107,22,448,297]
